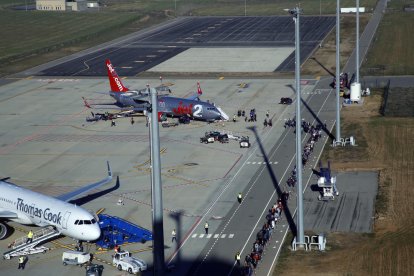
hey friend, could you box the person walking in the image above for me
[26,230,33,244]
[17,256,25,270]
[237,192,243,204]
[235,252,241,266]
[204,222,209,235]
[171,229,177,243]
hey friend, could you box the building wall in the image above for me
[36,0,66,11]
[36,0,87,11]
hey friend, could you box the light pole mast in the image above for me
[287,6,304,246]
[356,0,360,83]
[150,88,165,275]
[335,0,341,141]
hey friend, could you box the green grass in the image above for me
[361,0,414,75]
[0,11,141,62]
[172,0,377,16]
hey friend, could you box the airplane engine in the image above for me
[0,222,9,240]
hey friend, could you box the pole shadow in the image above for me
[309,57,335,77]
[247,126,297,237]
[168,210,184,271]
[285,83,335,141]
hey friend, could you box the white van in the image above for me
[62,251,91,266]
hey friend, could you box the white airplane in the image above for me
[0,162,113,242]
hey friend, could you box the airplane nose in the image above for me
[84,225,101,241]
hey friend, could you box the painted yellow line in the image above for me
[219,77,224,80]
[96,208,105,215]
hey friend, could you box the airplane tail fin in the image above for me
[82,97,91,108]
[106,59,129,93]
[197,82,203,95]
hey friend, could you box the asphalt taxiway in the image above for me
[0,76,305,275]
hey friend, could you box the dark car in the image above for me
[218,134,229,143]
[280,97,293,105]
[85,264,104,276]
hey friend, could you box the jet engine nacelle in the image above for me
[0,222,9,240]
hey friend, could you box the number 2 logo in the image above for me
[193,104,202,117]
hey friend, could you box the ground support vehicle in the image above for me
[113,251,147,274]
[62,251,91,266]
[240,137,251,148]
[162,121,179,128]
[279,97,293,105]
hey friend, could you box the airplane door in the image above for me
[61,211,71,230]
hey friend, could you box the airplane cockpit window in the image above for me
[91,219,97,224]
[78,220,84,225]
[84,220,92,225]
[74,220,79,225]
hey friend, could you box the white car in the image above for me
[113,251,147,274]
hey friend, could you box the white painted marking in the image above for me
[206,234,212,239]
[167,45,177,48]
[257,162,262,164]
[214,234,219,238]
[121,66,132,69]
[199,234,205,238]
[229,234,234,238]
[134,60,145,63]
[247,162,251,164]
[221,234,226,238]
[192,234,197,238]
[146,55,157,58]
[252,162,256,164]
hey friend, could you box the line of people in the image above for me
[301,123,324,167]
[239,195,289,275]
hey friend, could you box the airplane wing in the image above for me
[0,211,18,219]
[56,161,113,202]
[185,93,200,101]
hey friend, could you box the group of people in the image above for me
[283,118,325,168]
[301,122,324,167]
[239,197,287,275]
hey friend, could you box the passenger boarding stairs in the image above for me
[3,226,60,259]
[317,161,339,201]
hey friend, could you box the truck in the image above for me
[112,251,147,275]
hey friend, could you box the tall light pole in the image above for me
[335,0,341,141]
[150,88,165,275]
[286,6,304,246]
[356,0,360,83]
[244,0,247,16]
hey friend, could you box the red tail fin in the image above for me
[197,82,203,95]
[106,59,129,93]
[82,97,91,108]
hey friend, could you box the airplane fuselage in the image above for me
[110,92,223,122]
[0,181,100,241]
